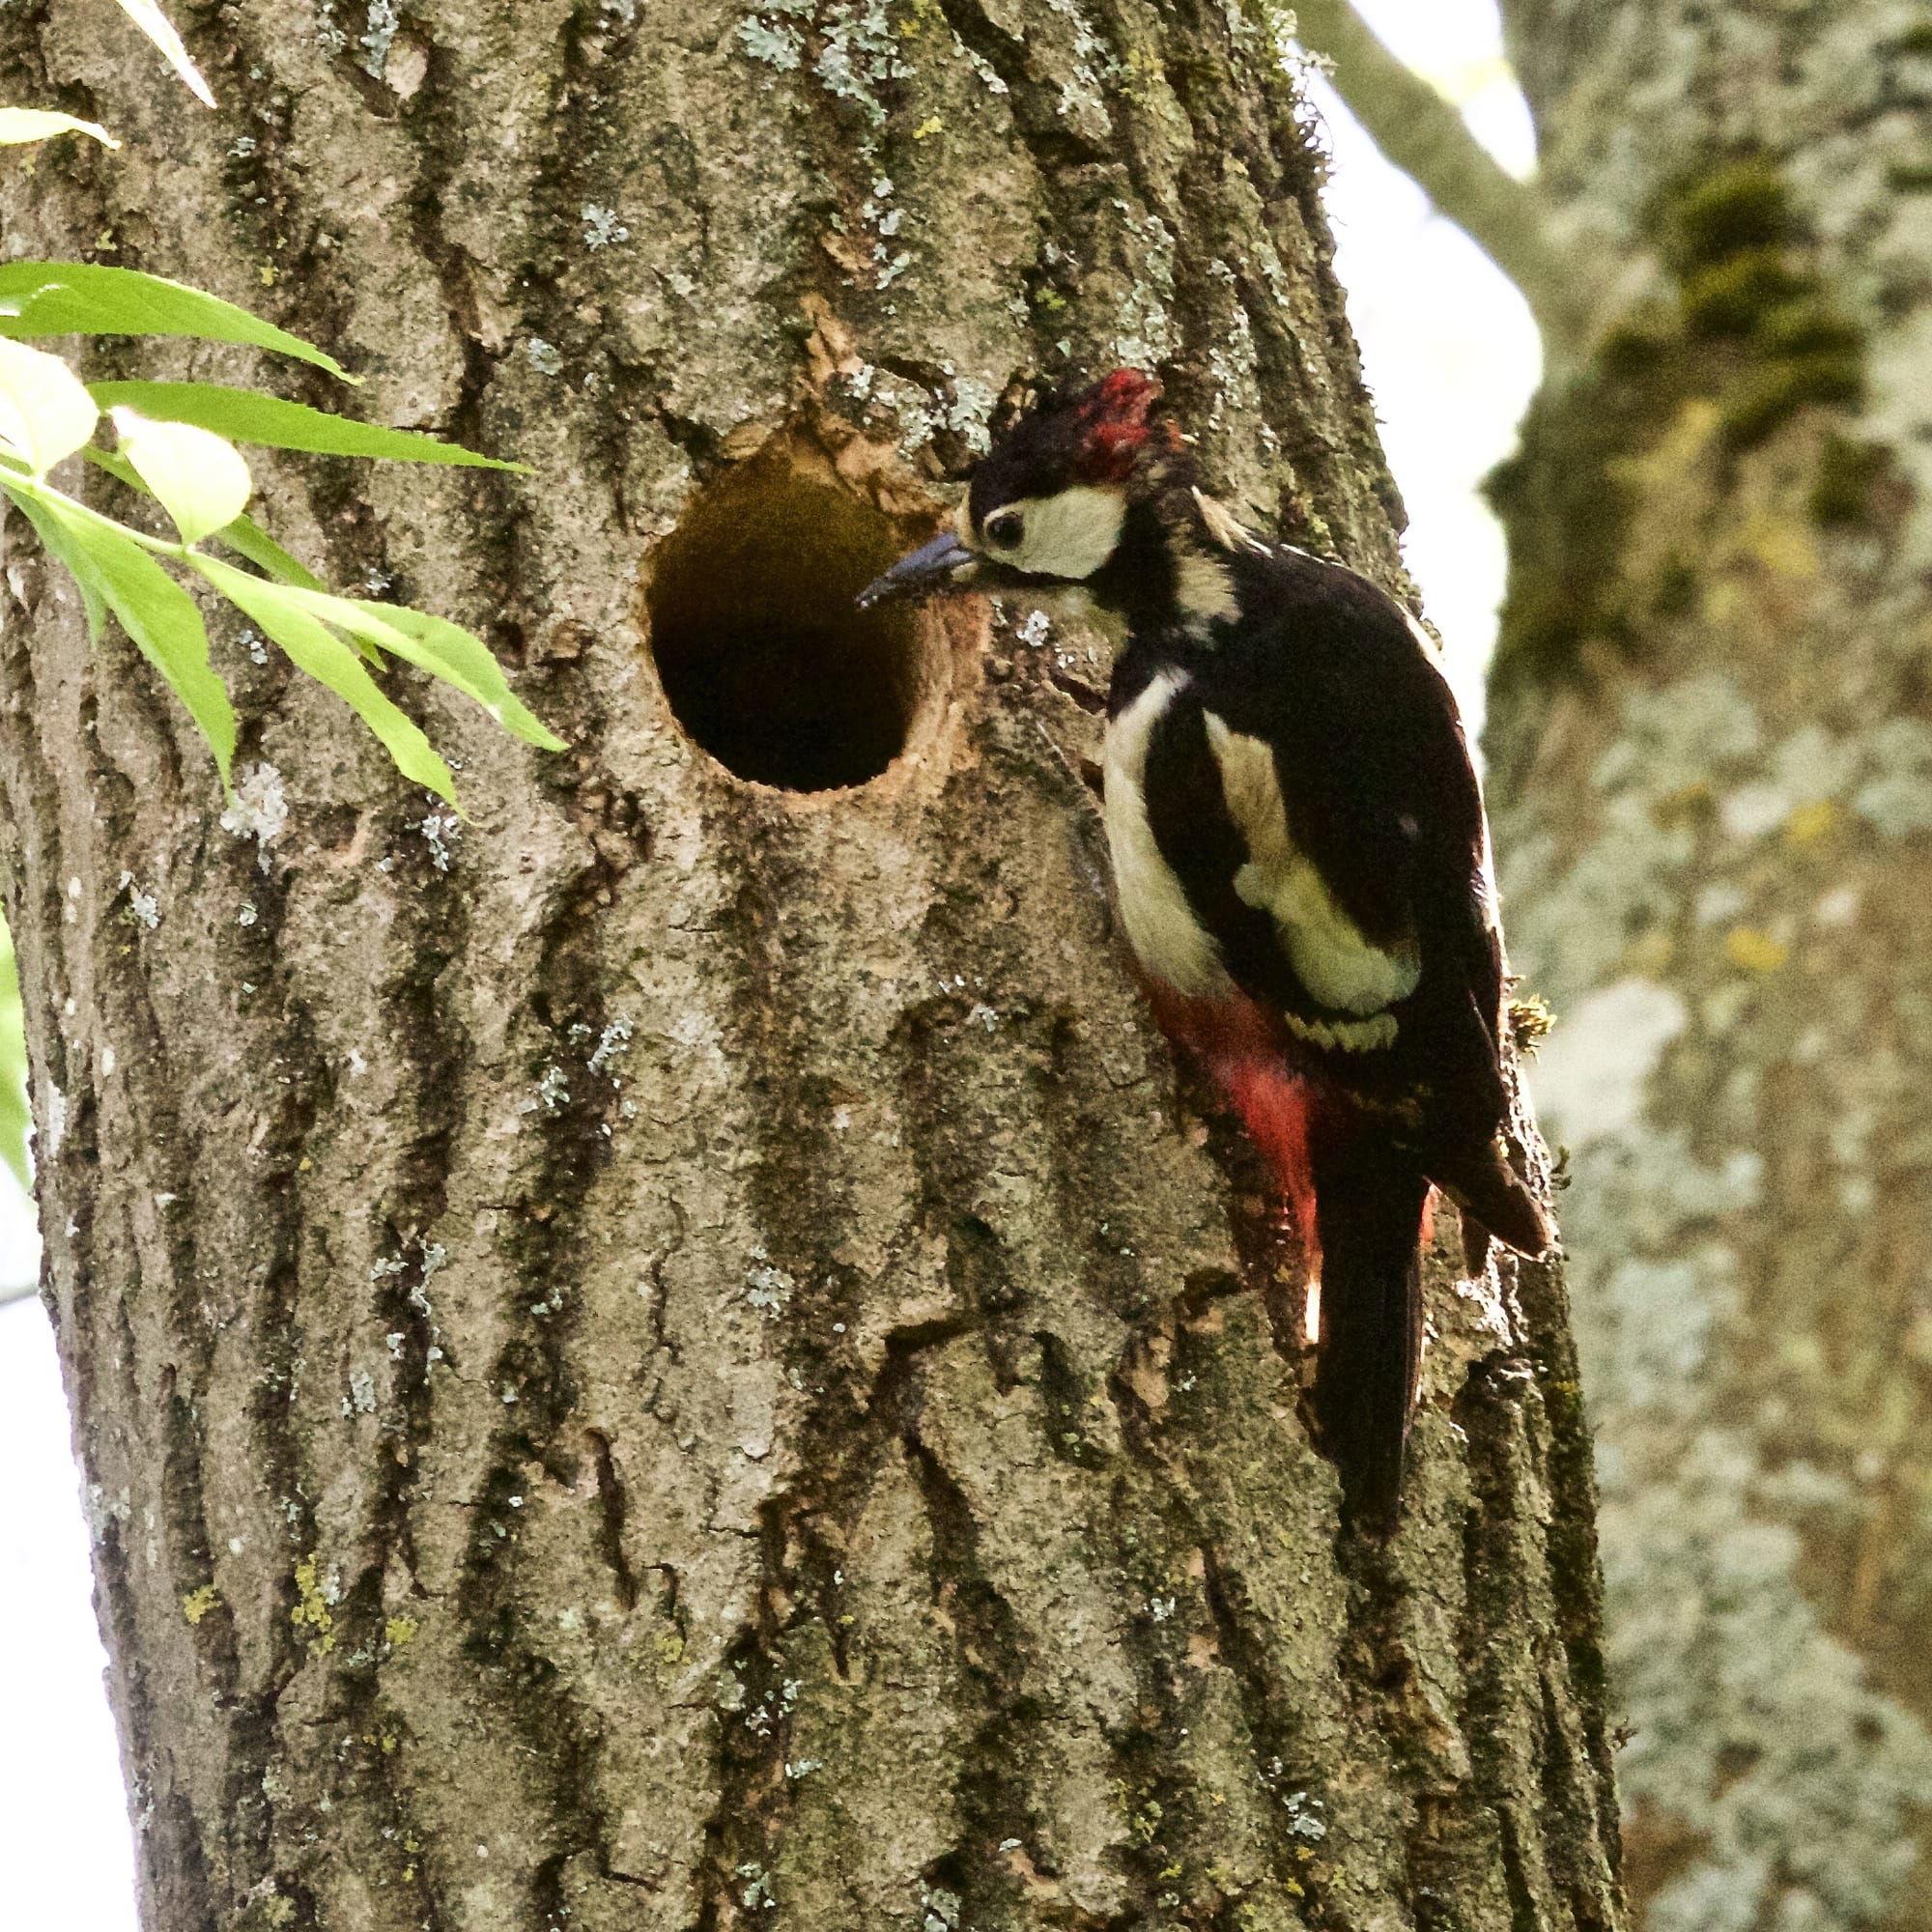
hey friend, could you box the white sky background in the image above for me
[1310,0,1543,728]
[0,7,1536,1920]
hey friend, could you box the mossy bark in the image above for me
[1489,6,1932,1928]
[1,4,1617,1927]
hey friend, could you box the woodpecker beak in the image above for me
[856,530,976,610]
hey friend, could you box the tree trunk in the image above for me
[0,5,1620,1927]
[1488,5,1932,1927]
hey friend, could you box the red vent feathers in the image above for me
[1075,368,1162,482]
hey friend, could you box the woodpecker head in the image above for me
[858,369,1182,612]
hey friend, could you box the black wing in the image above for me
[1151,549,1505,1052]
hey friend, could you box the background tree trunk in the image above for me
[1487,5,1932,1927]
[0,4,1620,1926]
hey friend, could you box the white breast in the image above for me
[1103,671,1234,999]
[1202,712,1420,1015]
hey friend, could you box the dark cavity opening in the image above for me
[646,451,941,792]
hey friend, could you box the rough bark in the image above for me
[1487,5,1932,1928]
[1,3,1619,1927]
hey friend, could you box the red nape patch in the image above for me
[1094,368,1161,412]
[1211,1057,1319,1267]
[1076,368,1162,482]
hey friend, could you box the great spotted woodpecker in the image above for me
[860,370,1551,1522]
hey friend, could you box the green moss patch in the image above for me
[1661,159,1792,273]
[1490,156,1874,696]
[1807,434,1890,526]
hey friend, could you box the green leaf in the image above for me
[6,487,107,640]
[350,601,567,750]
[77,441,141,491]
[0,108,118,148]
[230,582,562,749]
[79,441,327,591]
[111,0,214,107]
[0,337,99,473]
[110,408,252,545]
[191,555,456,803]
[213,513,327,591]
[21,490,236,781]
[0,915,27,1190]
[0,264,351,379]
[88,382,526,469]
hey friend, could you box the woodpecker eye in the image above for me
[983,508,1024,550]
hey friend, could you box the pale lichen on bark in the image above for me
[1491,4,1932,1926]
[0,2,1617,1927]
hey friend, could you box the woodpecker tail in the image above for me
[1306,1130,1432,1529]
[1208,1056,1434,1523]
[1434,1139,1552,1264]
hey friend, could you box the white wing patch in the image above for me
[1104,671,1236,999]
[1203,712,1421,1017]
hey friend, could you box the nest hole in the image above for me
[646,452,943,792]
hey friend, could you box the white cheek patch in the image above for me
[1104,671,1235,1000]
[1203,712,1421,1016]
[995,485,1126,581]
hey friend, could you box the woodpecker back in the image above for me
[858,370,1551,1524]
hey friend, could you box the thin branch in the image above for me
[0,1276,41,1310]
[1293,0,1596,358]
